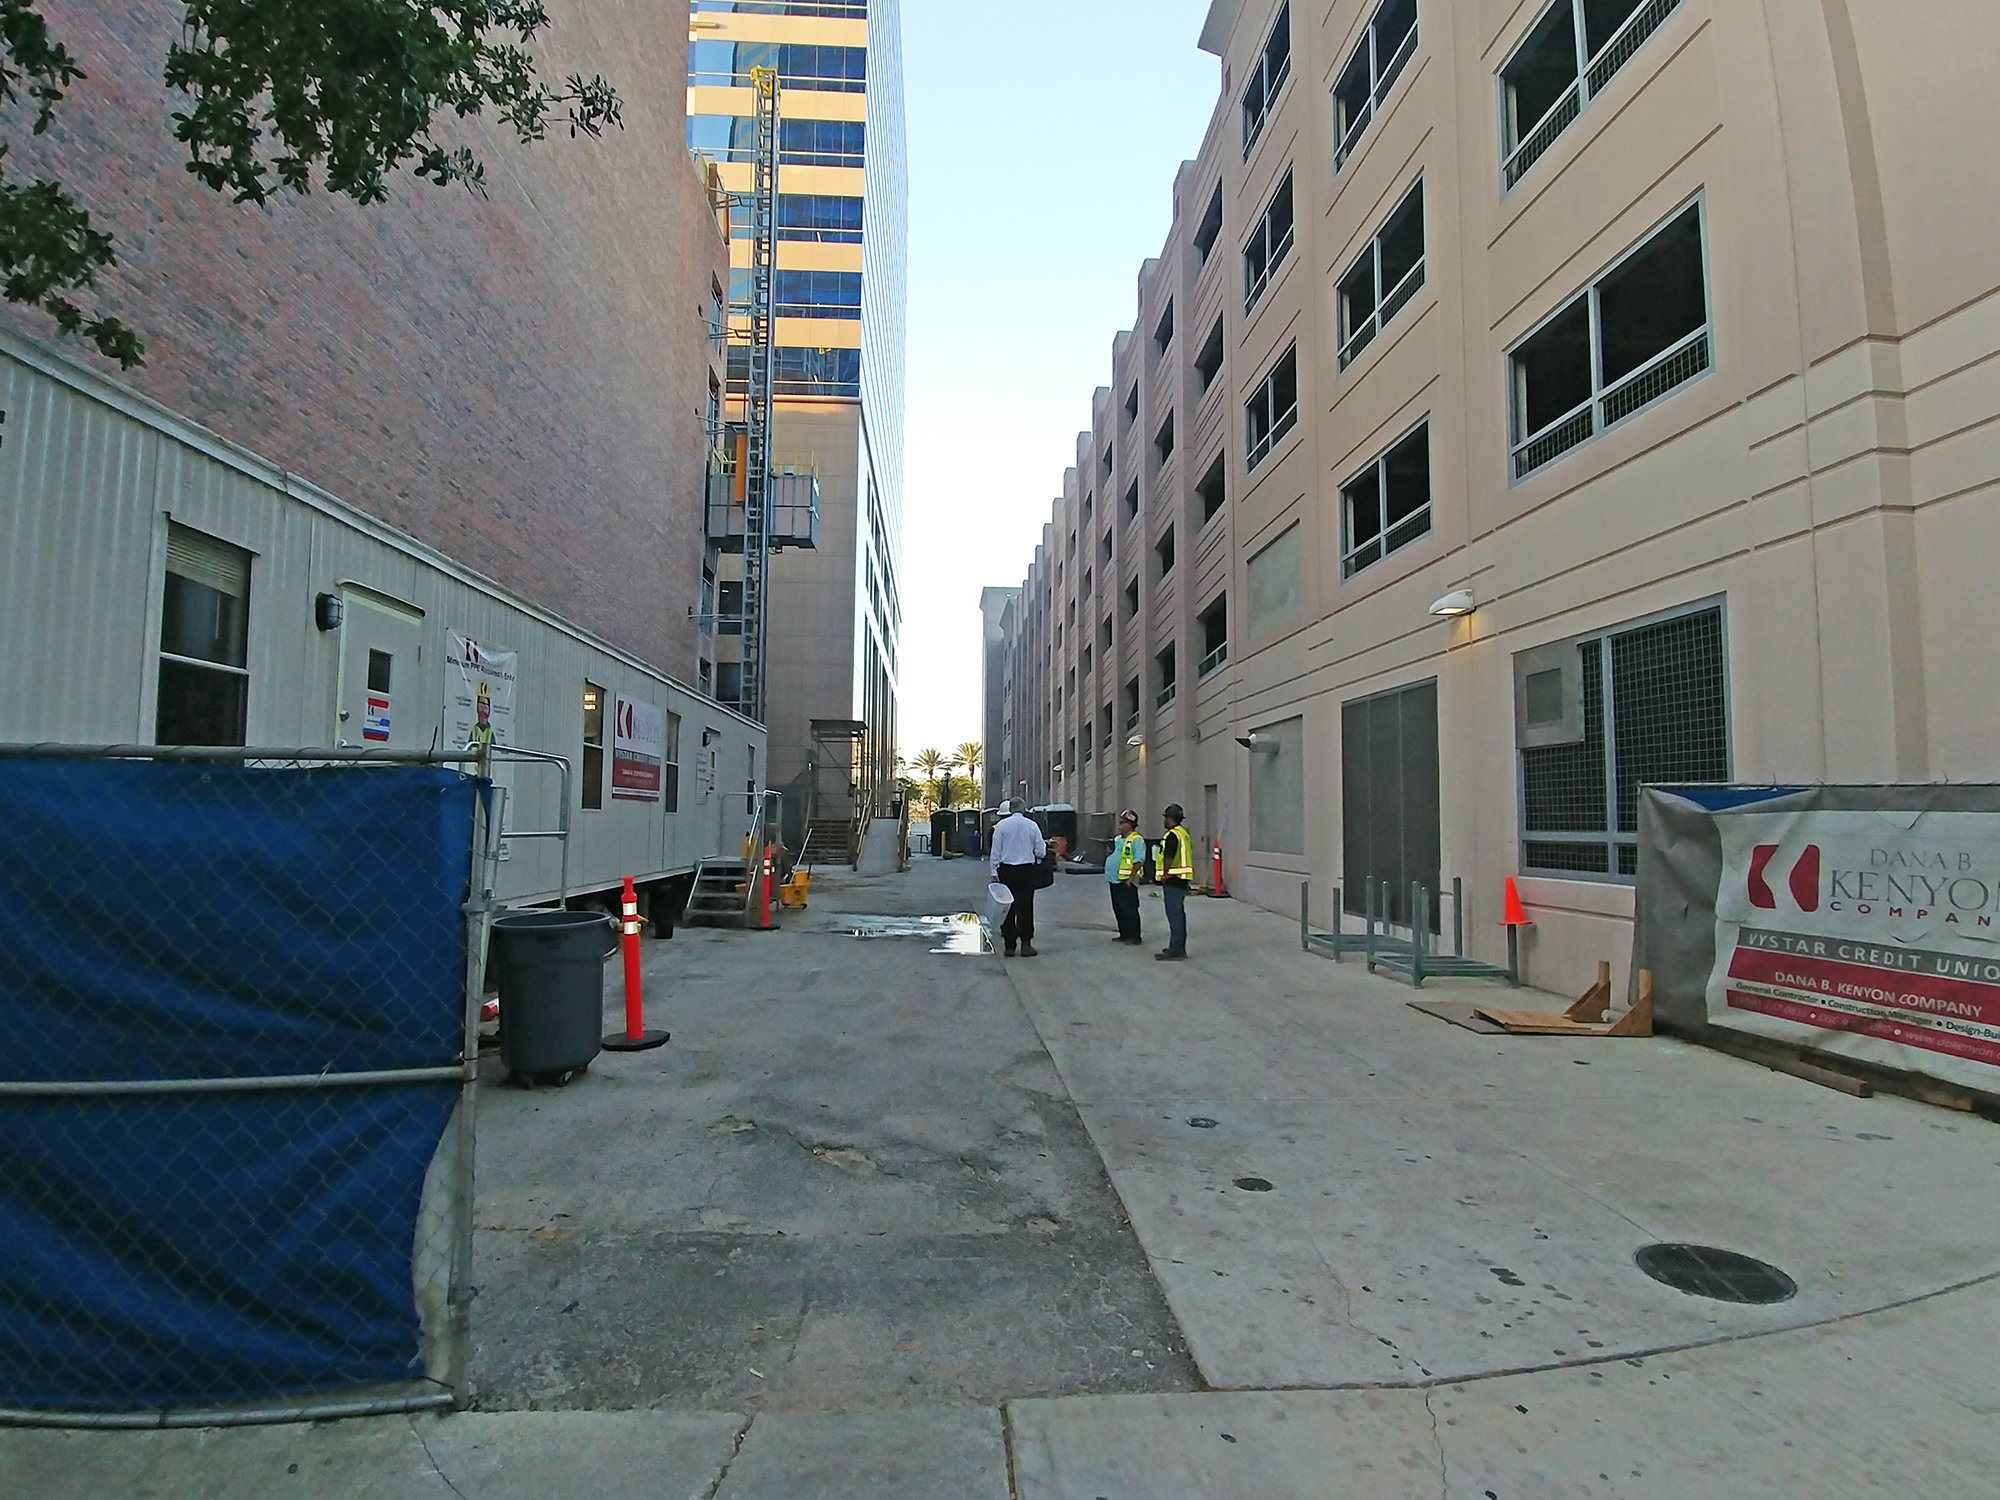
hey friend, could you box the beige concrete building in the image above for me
[991,0,2000,996]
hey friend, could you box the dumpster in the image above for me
[956,808,983,859]
[492,910,616,1083]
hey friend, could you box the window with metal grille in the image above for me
[1333,0,1418,172]
[1243,170,1295,314]
[1338,178,1424,369]
[1341,419,1431,577]
[1501,0,1684,188]
[1199,594,1228,677]
[1246,345,1298,469]
[1518,603,1728,879]
[1510,202,1708,479]
[1155,644,1177,708]
[1241,3,1292,155]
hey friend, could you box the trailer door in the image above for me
[335,591,426,750]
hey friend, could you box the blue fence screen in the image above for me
[0,760,478,1411]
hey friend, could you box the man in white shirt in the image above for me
[988,800,1048,957]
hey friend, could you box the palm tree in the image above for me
[955,741,983,801]
[911,747,955,808]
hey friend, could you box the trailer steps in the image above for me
[1300,878,1518,989]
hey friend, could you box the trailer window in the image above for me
[582,681,605,810]
[665,712,681,813]
[157,522,250,746]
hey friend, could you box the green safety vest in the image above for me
[1115,833,1145,880]
[1160,825,1195,881]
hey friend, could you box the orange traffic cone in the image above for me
[1500,877,1533,927]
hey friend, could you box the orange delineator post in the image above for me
[602,875,669,1051]
[1211,841,1225,897]
[1499,876,1533,987]
[754,845,777,931]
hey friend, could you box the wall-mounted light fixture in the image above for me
[1235,732,1280,754]
[1429,589,1477,618]
[314,592,344,632]
[1127,733,1145,747]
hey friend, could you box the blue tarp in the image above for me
[0,761,478,1410]
[1651,785,1811,813]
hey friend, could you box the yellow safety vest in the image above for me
[1115,833,1145,880]
[1161,825,1195,881]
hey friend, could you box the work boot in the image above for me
[1004,943,1017,957]
[1019,941,1038,957]
[1155,950,1186,961]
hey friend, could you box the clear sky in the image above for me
[894,0,1220,762]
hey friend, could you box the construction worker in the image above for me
[1157,803,1195,960]
[1105,809,1146,944]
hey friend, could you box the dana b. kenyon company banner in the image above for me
[1710,810,2000,1091]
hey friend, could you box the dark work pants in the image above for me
[1109,882,1141,940]
[1163,879,1189,953]
[998,864,1037,946]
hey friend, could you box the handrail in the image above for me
[482,745,574,907]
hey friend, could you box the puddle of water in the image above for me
[827,913,993,955]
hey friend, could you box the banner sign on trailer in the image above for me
[1709,810,2000,1091]
[444,633,518,854]
[612,695,665,802]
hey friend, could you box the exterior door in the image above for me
[1341,680,1441,930]
[335,592,425,750]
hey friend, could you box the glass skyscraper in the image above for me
[687,0,908,802]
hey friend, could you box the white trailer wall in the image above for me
[0,332,761,906]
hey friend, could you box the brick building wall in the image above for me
[3,0,725,676]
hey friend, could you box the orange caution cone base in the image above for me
[603,876,670,1052]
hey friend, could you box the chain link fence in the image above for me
[0,746,499,1426]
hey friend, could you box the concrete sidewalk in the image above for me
[5,862,1996,1497]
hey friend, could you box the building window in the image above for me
[1154,525,1176,580]
[1123,480,1139,521]
[1518,603,1727,878]
[1101,705,1114,749]
[582,681,606,810]
[1193,183,1224,264]
[1124,678,1141,734]
[775,194,864,243]
[1155,644,1177,708]
[1082,491,1093,522]
[1123,578,1140,620]
[773,269,863,320]
[690,40,867,92]
[1502,0,1685,188]
[1082,643,1093,677]
[708,279,725,352]
[1341,419,1432,577]
[1198,594,1228,677]
[1082,566,1093,599]
[1099,530,1113,565]
[1102,441,1114,475]
[664,712,682,813]
[716,661,743,706]
[1246,345,1299,469]
[1337,178,1425,369]
[1099,616,1112,653]
[1154,411,1175,469]
[1196,452,1226,524]
[718,579,744,634]
[1154,300,1175,357]
[778,117,865,167]
[1510,202,1709,479]
[1242,169,1295,314]
[1333,0,1418,172]
[156,522,250,747]
[1241,2,1292,155]
[1124,385,1138,426]
[1194,318,1224,394]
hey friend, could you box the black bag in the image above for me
[1029,850,1057,890]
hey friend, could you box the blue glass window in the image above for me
[774,194,864,242]
[780,118,866,167]
[687,113,759,160]
[693,1,866,15]
[727,345,862,397]
[690,41,867,92]
[777,270,863,319]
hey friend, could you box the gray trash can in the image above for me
[492,910,615,1083]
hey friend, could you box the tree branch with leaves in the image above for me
[0,0,619,368]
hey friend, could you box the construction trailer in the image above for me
[0,331,766,914]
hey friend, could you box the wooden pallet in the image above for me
[1476,965,1654,1037]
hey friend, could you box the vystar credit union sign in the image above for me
[1710,810,2000,1089]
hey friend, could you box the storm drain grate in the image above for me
[1635,1243,1797,1304]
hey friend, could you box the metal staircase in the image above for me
[801,820,854,867]
[684,855,755,927]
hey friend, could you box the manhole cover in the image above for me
[1233,1177,1273,1192]
[1187,1116,1218,1129]
[1635,1243,1797,1304]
